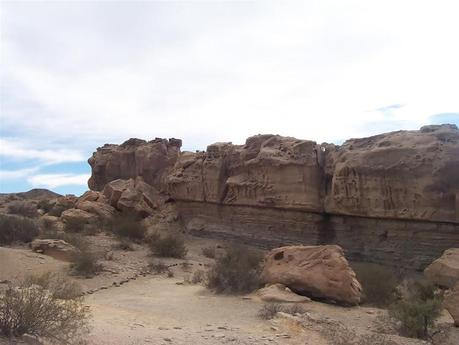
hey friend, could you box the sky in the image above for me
[1,0,458,196]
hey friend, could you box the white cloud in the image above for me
[0,138,86,164]
[27,173,90,189]
[0,0,458,152]
[0,167,39,180]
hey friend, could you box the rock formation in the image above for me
[87,124,459,269]
[88,137,181,191]
[424,248,459,288]
[445,283,459,327]
[260,245,362,305]
[30,239,79,262]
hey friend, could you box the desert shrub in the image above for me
[7,201,38,218]
[202,246,216,258]
[257,303,307,320]
[148,232,187,258]
[191,270,206,284]
[37,199,54,214]
[64,217,86,233]
[206,244,262,294]
[0,280,90,343]
[389,279,443,339]
[0,214,39,245]
[354,263,398,307]
[23,272,82,300]
[40,217,57,232]
[149,260,169,274]
[71,249,102,278]
[115,238,134,251]
[111,213,145,241]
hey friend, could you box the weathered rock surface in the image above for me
[75,201,116,224]
[88,137,181,191]
[261,245,362,305]
[103,177,164,218]
[61,208,98,225]
[255,283,311,303]
[445,283,459,327]
[86,125,459,269]
[424,248,459,288]
[30,239,79,261]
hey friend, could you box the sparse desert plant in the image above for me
[64,217,86,233]
[0,214,39,245]
[115,238,134,251]
[148,232,187,258]
[206,243,262,294]
[37,199,54,214]
[149,260,169,274]
[40,217,58,232]
[7,201,38,218]
[353,263,398,307]
[202,246,216,258]
[71,249,102,278]
[389,278,443,339]
[23,272,82,300]
[191,269,206,284]
[0,279,90,344]
[257,303,307,320]
[110,212,145,241]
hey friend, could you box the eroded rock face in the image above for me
[424,248,459,288]
[325,124,459,222]
[256,283,311,303]
[88,137,181,191]
[260,245,362,305]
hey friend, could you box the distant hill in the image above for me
[0,188,61,200]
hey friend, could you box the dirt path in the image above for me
[85,276,309,345]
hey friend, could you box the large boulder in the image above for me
[103,177,164,218]
[261,245,362,305]
[31,239,79,261]
[61,208,98,226]
[424,248,459,288]
[445,283,459,327]
[75,201,116,224]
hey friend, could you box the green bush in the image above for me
[149,232,187,258]
[206,244,262,294]
[354,263,398,307]
[389,279,443,339]
[111,213,145,241]
[0,214,39,245]
[7,201,38,218]
[0,279,90,343]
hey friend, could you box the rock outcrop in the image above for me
[424,248,459,288]
[260,245,362,305]
[88,137,181,191]
[87,125,459,269]
[30,239,79,261]
[256,283,311,303]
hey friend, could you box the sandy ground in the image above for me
[1,234,457,345]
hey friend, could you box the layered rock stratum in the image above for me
[88,124,459,269]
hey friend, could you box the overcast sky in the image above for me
[1,0,458,195]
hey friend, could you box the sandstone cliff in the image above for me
[88,124,459,269]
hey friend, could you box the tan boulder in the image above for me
[78,190,106,204]
[102,177,163,218]
[424,248,459,288]
[75,200,116,224]
[256,283,311,303]
[31,239,79,261]
[61,208,98,225]
[445,283,459,326]
[261,245,362,305]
